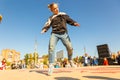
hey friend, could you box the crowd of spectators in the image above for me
[0,50,120,70]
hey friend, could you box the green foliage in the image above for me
[24,52,39,68]
[33,52,39,64]
[24,53,29,65]
[6,62,11,66]
[42,54,48,65]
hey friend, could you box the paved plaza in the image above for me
[0,66,120,80]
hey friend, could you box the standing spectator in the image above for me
[88,56,93,66]
[117,51,120,65]
[22,60,26,69]
[92,56,98,66]
[83,53,89,66]
[111,53,117,63]
[103,57,109,65]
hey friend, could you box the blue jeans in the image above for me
[49,33,73,63]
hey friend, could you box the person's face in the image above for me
[50,4,59,15]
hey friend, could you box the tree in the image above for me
[42,54,48,65]
[33,52,39,65]
[24,54,29,65]
[29,53,33,65]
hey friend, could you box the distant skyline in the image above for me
[0,0,120,59]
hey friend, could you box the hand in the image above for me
[41,29,46,34]
[74,23,80,27]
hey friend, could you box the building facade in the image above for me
[1,49,20,62]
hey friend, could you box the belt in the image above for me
[53,32,65,35]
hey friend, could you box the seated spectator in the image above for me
[54,62,60,68]
[2,58,6,70]
[0,61,3,70]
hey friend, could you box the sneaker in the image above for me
[69,60,76,68]
[48,63,54,75]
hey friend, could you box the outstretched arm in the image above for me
[41,29,47,34]
[41,17,51,34]
[65,15,80,27]
[74,22,80,27]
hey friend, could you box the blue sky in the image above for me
[0,0,120,59]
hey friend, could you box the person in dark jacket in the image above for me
[117,51,120,65]
[41,2,80,75]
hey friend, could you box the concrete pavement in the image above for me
[0,66,120,80]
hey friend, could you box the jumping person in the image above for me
[41,3,80,75]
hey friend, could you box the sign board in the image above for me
[56,50,64,59]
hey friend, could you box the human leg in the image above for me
[60,33,75,67]
[48,33,59,63]
[60,33,73,60]
[48,33,59,75]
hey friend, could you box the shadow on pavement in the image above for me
[54,77,80,80]
[29,69,72,76]
[29,70,48,75]
[83,76,120,80]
